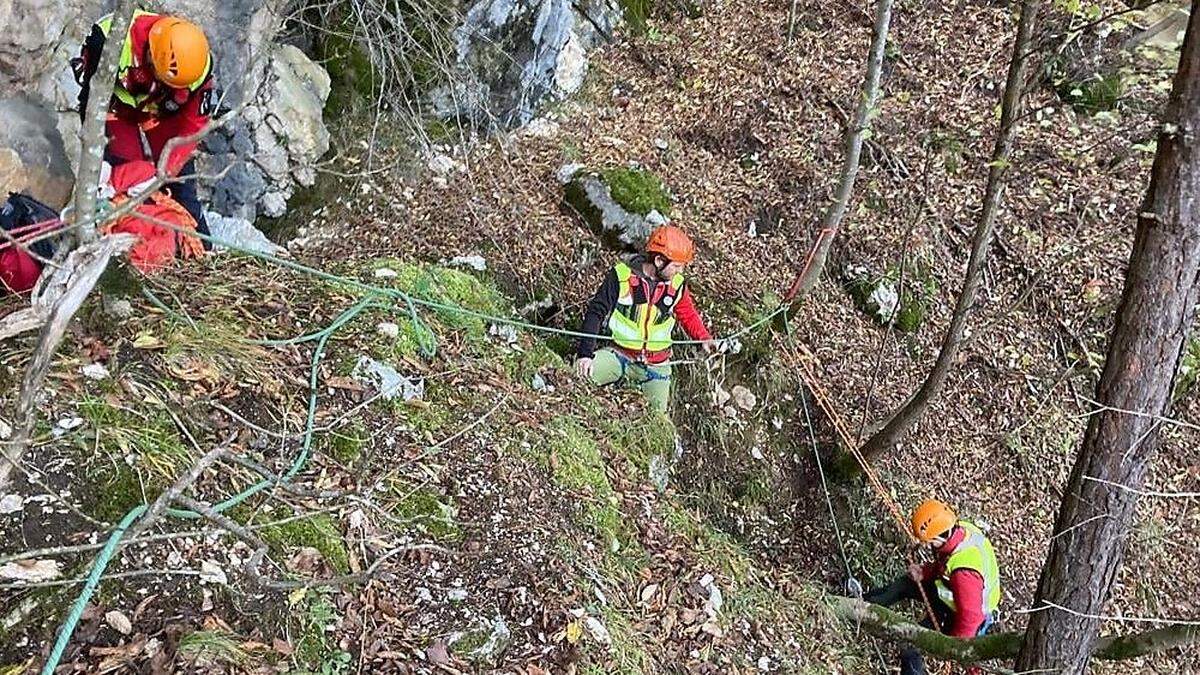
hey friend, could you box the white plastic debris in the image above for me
[468,615,512,659]
[654,138,669,150]
[377,322,401,339]
[869,282,900,323]
[81,363,110,381]
[584,617,612,645]
[374,267,398,279]
[0,419,11,441]
[447,255,487,271]
[199,560,228,585]
[351,357,424,402]
[0,494,24,514]
[56,417,84,431]
[0,559,61,582]
[204,211,284,256]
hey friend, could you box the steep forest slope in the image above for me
[1,0,1197,673]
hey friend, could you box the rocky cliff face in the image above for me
[0,0,625,216]
[0,0,328,219]
[434,0,622,128]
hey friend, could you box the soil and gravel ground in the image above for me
[2,0,1198,673]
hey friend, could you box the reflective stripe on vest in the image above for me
[935,521,1002,616]
[607,262,684,355]
[96,11,212,108]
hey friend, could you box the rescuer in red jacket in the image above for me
[72,11,216,240]
[864,499,1002,675]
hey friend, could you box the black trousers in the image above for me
[863,576,956,675]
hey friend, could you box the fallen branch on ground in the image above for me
[831,597,1200,662]
[0,234,136,491]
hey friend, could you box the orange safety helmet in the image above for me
[911,499,957,544]
[148,17,210,88]
[646,225,695,264]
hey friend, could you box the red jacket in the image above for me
[577,258,712,364]
[920,527,988,638]
[75,14,214,176]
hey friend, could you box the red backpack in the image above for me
[0,193,61,294]
[102,161,204,273]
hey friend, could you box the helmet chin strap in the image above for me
[651,255,672,281]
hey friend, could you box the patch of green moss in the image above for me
[255,512,350,575]
[396,399,451,435]
[316,421,367,464]
[391,484,461,542]
[536,417,645,574]
[600,166,672,216]
[1174,337,1200,401]
[74,397,193,521]
[603,409,676,472]
[369,261,509,354]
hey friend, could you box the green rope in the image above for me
[39,296,376,673]
[42,505,146,675]
[40,219,791,672]
[181,225,787,347]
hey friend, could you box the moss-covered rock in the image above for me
[564,166,673,252]
[600,167,672,217]
[844,263,935,332]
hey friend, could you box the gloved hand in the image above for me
[127,175,160,199]
[95,161,115,201]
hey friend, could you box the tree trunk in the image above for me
[831,597,1200,663]
[854,0,1041,465]
[1015,3,1200,672]
[783,0,893,301]
[72,0,138,245]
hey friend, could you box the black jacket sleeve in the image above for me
[74,23,107,119]
[577,268,619,359]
